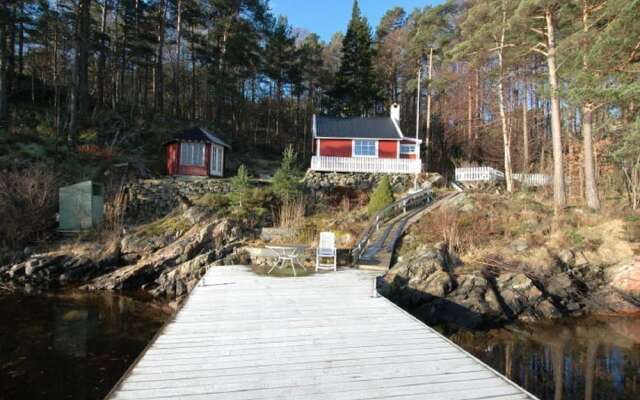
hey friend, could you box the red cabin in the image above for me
[310,104,422,174]
[165,127,231,177]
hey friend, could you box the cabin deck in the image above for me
[107,265,537,400]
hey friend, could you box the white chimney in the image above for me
[390,103,401,124]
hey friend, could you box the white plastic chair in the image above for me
[316,232,337,272]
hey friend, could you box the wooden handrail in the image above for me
[351,187,434,264]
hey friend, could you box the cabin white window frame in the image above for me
[210,144,224,176]
[180,142,206,166]
[400,144,418,155]
[352,139,378,158]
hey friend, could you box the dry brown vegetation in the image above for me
[0,166,58,249]
[402,192,639,273]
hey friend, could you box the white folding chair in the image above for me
[316,232,337,272]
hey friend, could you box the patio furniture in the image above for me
[266,245,307,277]
[316,232,337,272]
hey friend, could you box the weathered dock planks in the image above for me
[107,266,537,400]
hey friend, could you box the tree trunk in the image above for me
[154,0,167,114]
[18,1,24,77]
[523,94,529,173]
[68,0,92,146]
[79,0,91,118]
[97,0,109,107]
[0,3,8,134]
[545,9,567,215]
[497,8,514,193]
[190,24,197,120]
[467,80,473,142]
[581,3,601,211]
[173,0,182,118]
[582,105,600,210]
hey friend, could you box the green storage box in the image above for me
[58,181,104,231]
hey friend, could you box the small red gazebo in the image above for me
[165,127,231,177]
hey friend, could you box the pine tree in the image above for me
[368,176,394,216]
[453,0,518,193]
[330,0,379,116]
[513,0,572,216]
[230,164,251,208]
[272,145,302,200]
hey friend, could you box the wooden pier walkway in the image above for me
[107,266,537,400]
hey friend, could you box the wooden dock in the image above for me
[107,266,537,400]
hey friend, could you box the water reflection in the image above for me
[444,317,640,400]
[0,292,169,400]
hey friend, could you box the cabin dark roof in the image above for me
[315,116,403,140]
[165,127,231,148]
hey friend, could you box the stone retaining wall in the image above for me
[303,171,444,193]
[124,178,231,224]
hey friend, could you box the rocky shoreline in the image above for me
[380,242,640,329]
[0,205,252,303]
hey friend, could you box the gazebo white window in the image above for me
[180,142,205,166]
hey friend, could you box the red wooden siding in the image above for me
[378,140,397,159]
[164,142,208,176]
[166,143,179,175]
[319,139,352,157]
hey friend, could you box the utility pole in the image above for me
[413,62,422,192]
[416,61,421,139]
[425,47,434,170]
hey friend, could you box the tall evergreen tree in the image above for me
[329,0,378,116]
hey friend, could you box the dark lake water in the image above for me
[2,290,639,400]
[443,316,640,400]
[0,291,169,400]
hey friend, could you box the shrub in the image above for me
[231,188,276,228]
[272,145,302,200]
[229,164,252,208]
[0,166,58,248]
[367,176,394,216]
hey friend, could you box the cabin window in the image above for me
[353,140,377,157]
[180,143,205,166]
[400,144,417,154]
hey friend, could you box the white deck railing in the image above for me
[311,156,422,174]
[455,167,552,187]
[455,167,505,182]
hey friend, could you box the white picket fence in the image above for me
[310,156,422,174]
[455,167,552,187]
[454,166,505,182]
[512,173,553,187]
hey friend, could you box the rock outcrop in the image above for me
[1,205,251,300]
[380,243,640,329]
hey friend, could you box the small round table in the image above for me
[265,245,308,277]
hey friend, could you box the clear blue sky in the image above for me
[270,0,443,42]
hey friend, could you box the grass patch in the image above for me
[136,214,191,237]
[623,214,640,242]
[195,193,231,211]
